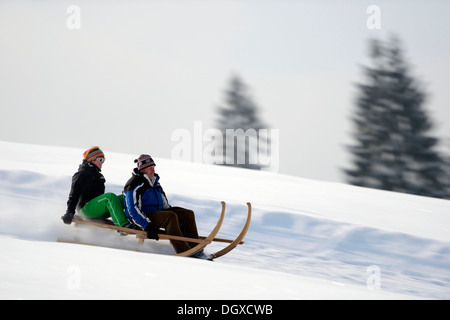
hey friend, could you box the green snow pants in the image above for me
[79,193,128,227]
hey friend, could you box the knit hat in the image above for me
[134,154,155,171]
[83,146,105,162]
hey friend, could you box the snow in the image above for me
[1,140,449,300]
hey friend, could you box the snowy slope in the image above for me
[0,141,449,299]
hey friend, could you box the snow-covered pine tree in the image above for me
[345,36,450,199]
[216,75,270,170]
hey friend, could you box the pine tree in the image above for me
[345,36,450,199]
[216,75,270,170]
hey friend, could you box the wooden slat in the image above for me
[71,216,209,244]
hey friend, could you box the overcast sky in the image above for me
[1,0,449,182]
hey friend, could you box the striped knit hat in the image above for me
[83,146,105,162]
[134,154,155,171]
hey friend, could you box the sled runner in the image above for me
[210,202,251,259]
[60,201,251,260]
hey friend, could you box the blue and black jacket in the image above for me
[123,169,170,230]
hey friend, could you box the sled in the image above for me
[60,201,251,259]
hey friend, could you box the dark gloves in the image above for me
[145,223,159,240]
[62,212,74,225]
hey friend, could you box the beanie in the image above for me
[134,154,155,171]
[83,146,105,162]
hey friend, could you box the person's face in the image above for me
[142,165,155,179]
[92,157,105,169]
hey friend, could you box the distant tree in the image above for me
[444,144,450,196]
[345,36,450,199]
[215,75,270,170]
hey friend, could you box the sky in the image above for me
[1,0,449,182]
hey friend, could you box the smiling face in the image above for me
[140,165,155,179]
[92,157,105,170]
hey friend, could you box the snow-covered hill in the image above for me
[0,141,449,299]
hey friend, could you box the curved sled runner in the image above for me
[210,202,251,259]
[175,201,225,257]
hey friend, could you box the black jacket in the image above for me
[66,160,105,215]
